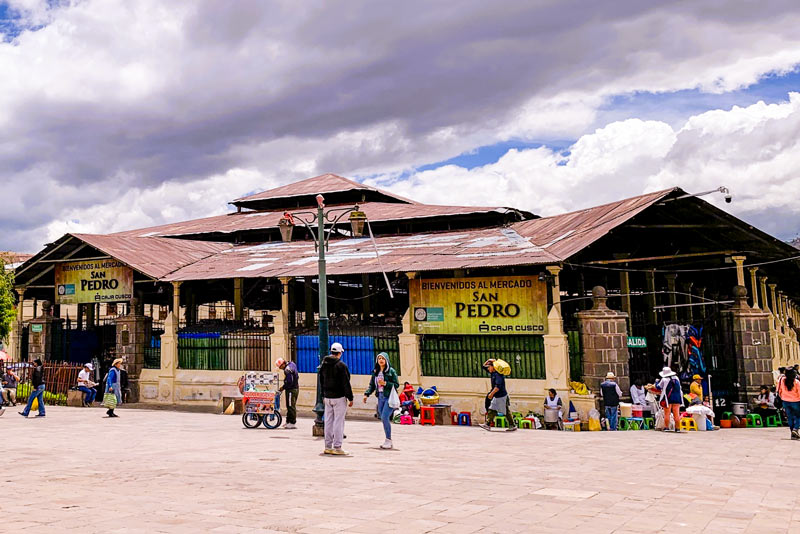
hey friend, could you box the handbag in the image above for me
[388,386,400,409]
[103,392,118,410]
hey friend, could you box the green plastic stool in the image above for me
[494,415,509,428]
[619,418,631,431]
[512,411,523,420]
[766,414,781,427]
[643,417,655,430]
[746,413,763,428]
[519,419,533,429]
[722,411,733,420]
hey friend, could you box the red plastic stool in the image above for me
[458,412,472,426]
[420,406,436,426]
[451,411,459,425]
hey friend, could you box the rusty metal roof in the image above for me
[112,202,525,238]
[232,173,418,206]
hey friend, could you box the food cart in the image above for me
[240,371,282,429]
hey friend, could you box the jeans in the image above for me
[377,394,393,439]
[323,397,348,450]
[284,388,298,424]
[22,385,46,416]
[784,401,800,431]
[605,406,618,430]
[78,386,96,404]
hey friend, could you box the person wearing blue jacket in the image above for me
[363,352,399,449]
[105,358,123,418]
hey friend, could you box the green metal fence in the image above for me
[420,335,545,379]
[567,329,583,382]
[178,322,272,371]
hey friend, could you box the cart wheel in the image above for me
[262,412,282,429]
[242,413,262,429]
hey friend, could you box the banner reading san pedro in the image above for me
[55,260,134,305]
[409,275,548,335]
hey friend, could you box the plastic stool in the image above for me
[722,411,733,420]
[765,414,781,427]
[420,406,435,426]
[494,415,509,428]
[679,418,697,431]
[519,418,533,429]
[627,417,645,430]
[746,414,763,428]
[457,412,472,426]
[643,417,654,430]
[450,411,459,425]
[399,414,413,425]
[511,411,523,421]
[619,418,632,431]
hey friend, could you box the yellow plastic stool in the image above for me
[679,417,697,431]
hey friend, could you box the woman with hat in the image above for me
[399,382,419,417]
[104,358,124,418]
[658,366,683,432]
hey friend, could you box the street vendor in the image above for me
[275,358,299,429]
[690,374,704,399]
[480,359,516,431]
[752,385,777,419]
[399,382,419,417]
[686,396,716,430]
[543,388,563,420]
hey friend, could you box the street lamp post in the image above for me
[284,195,366,435]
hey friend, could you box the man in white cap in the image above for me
[600,371,623,431]
[319,342,353,455]
[275,358,299,429]
[77,363,98,407]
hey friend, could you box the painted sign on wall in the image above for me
[55,260,133,305]
[410,275,548,335]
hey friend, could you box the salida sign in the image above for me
[55,260,133,305]
[410,275,547,335]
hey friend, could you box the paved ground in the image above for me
[2,406,800,533]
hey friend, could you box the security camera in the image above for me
[724,194,732,203]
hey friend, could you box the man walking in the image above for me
[20,359,45,418]
[600,371,622,430]
[319,343,353,455]
[480,358,516,431]
[275,358,299,429]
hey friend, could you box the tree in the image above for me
[0,258,15,343]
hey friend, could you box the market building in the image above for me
[10,174,800,418]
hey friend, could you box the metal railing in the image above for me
[420,334,545,379]
[292,324,402,375]
[178,321,272,371]
[9,362,83,406]
[144,321,164,369]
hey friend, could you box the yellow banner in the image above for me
[55,260,134,305]
[410,275,548,335]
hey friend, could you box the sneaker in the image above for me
[18,412,27,417]
[330,448,347,455]
[109,413,119,418]
[478,423,491,430]
[0,408,4,416]
[506,426,517,432]
[323,448,335,455]
[380,439,393,449]
[284,423,296,429]
[35,414,45,417]
[791,430,799,440]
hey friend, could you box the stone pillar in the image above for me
[115,298,151,403]
[724,286,772,402]
[398,308,421,385]
[645,270,657,324]
[665,274,678,322]
[759,276,770,315]
[269,311,289,372]
[546,265,562,313]
[544,307,571,403]
[157,311,178,403]
[27,301,64,362]
[748,268,759,309]
[768,284,778,320]
[731,255,746,286]
[577,286,630,395]
[8,287,26,361]
[234,278,243,321]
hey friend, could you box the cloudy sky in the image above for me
[2,0,800,252]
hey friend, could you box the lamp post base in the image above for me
[312,421,325,437]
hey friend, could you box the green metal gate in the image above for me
[420,335,545,379]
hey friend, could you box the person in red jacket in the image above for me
[399,382,419,417]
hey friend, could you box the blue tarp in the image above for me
[296,335,377,375]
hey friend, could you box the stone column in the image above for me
[398,308,421,385]
[546,265,562,313]
[769,284,778,320]
[157,311,178,404]
[731,255,746,286]
[27,301,64,362]
[665,274,678,322]
[171,281,182,321]
[577,286,630,395]
[759,276,770,315]
[748,268,760,309]
[115,298,152,403]
[269,311,289,372]
[8,287,26,361]
[544,307,571,403]
[724,286,773,401]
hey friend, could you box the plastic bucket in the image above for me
[619,403,633,418]
[720,419,732,428]
[544,407,560,423]
[632,405,643,418]
[732,402,746,416]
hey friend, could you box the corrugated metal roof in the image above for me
[112,202,523,238]
[71,234,231,279]
[232,173,418,205]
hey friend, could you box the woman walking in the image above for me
[363,352,399,449]
[104,358,124,418]
[658,367,683,432]
[777,367,800,440]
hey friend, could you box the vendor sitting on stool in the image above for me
[544,388,563,421]
[630,378,651,414]
[690,374,704,399]
[752,385,777,419]
[399,382,419,417]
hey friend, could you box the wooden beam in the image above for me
[14,235,74,276]
[39,255,112,263]
[587,250,737,265]
[623,224,727,229]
